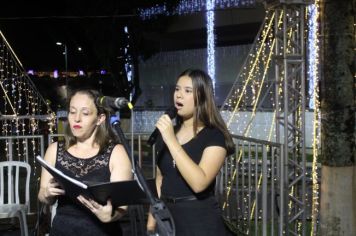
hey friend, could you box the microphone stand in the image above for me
[110,117,175,236]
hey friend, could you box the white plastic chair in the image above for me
[0,161,30,236]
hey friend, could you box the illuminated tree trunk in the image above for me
[319,0,356,235]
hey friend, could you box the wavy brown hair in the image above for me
[64,89,116,153]
[175,69,235,155]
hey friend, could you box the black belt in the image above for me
[161,192,214,204]
[161,195,197,204]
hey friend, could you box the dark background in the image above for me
[0,0,264,109]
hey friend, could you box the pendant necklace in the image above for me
[172,159,176,168]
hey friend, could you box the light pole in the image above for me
[56,42,68,98]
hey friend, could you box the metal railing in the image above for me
[217,134,284,236]
[0,133,287,235]
[0,135,45,163]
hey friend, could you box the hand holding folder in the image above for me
[36,155,157,207]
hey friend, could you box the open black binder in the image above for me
[36,155,157,207]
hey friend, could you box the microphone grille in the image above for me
[96,96,105,107]
[165,107,177,119]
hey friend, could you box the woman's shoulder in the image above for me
[109,143,132,168]
[202,126,224,136]
[200,126,225,146]
[111,143,126,153]
[46,141,59,152]
[44,141,59,164]
[109,143,130,161]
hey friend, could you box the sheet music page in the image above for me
[36,155,88,189]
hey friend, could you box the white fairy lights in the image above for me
[307,1,321,235]
[138,1,256,91]
[138,0,256,20]
[206,0,216,89]
[307,3,319,110]
[0,30,56,171]
[220,4,322,233]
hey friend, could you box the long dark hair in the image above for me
[175,69,235,155]
[64,89,116,153]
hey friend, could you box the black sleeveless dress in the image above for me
[49,142,123,236]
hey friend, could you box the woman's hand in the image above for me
[156,114,176,143]
[45,178,65,199]
[77,195,114,223]
[146,212,157,235]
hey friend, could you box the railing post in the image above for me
[279,144,285,236]
[262,145,268,236]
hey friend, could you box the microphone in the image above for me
[147,107,177,146]
[96,96,131,110]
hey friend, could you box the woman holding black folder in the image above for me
[146,69,235,235]
[38,89,132,236]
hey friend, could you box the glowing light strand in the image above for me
[206,0,215,89]
[138,0,256,20]
[0,30,56,167]
[308,2,321,235]
[307,4,318,109]
[226,11,277,127]
[243,39,275,138]
[222,11,277,210]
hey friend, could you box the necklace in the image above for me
[172,159,176,168]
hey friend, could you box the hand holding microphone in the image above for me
[147,107,177,146]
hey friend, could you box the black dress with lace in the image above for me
[49,141,123,236]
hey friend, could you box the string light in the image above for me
[221,4,319,232]
[221,12,277,217]
[138,0,256,20]
[224,11,277,131]
[308,1,321,235]
[0,30,56,171]
[206,0,216,89]
[122,26,136,102]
